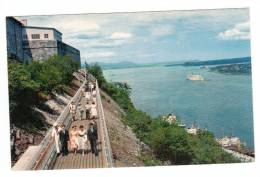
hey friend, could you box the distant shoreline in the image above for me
[96,56,251,70]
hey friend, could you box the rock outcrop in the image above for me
[101,91,145,167]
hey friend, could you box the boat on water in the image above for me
[187,74,204,81]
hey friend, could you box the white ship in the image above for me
[187,74,204,81]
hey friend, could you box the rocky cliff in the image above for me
[100,90,145,167]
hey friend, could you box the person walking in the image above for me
[78,103,84,120]
[87,121,98,156]
[69,101,77,121]
[51,122,61,155]
[69,125,78,154]
[59,124,69,156]
[90,101,98,119]
[85,101,91,120]
[81,86,85,98]
[78,125,88,156]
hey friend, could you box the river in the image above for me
[103,65,254,148]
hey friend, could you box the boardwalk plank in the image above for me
[52,156,60,169]
[51,86,107,170]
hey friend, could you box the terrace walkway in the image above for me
[12,70,113,170]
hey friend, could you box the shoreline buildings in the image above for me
[6,17,80,64]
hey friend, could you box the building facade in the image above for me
[6,17,80,64]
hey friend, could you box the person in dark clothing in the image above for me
[87,122,98,156]
[59,124,69,156]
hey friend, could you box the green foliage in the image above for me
[28,55,79,94]
[8,59,40,125]
[139,153,163,166]
[189,130,240,164]
[28,62,62,93]
[86,63,240,165]
[149,121,193,164]
[8,55,79,128]
[46,55,80,84]
[87,63,106,87]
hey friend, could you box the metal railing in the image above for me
[95,80,114,167]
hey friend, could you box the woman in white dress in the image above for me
[69,125,78,154]
[78,125,87,156]
[85,91,91,100]
[78,103,84,120]
[90,101,98,119]
[51,122,61,155]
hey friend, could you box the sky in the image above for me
[16,8,250,64]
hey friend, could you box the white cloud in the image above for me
[17,15,102,39]
[150,25,174,36]
[218,21,250,40]
[84,51,116,59]
[110,32,132,39]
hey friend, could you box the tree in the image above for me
[46,55,80,85]
[8,59,39,125]
[149,125,193,164]
[87,63,106,87]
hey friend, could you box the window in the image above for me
[31,34,40,39]
[44,34,48,39]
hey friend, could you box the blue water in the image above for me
[104,66,254,148]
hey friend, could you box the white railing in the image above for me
[95,80,113,167]
[13,76,86,170]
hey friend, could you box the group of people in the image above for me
[52,121,99,157]
[69,82,98,121]
[51,80,100,157]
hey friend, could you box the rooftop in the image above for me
[7,17,62,35]
[24,26,62,35]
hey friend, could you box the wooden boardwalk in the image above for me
[52,93,105,169]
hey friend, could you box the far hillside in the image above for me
[92,57,251,70]
[182,57,251,66]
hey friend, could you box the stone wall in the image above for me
[23,40,58,61]
[60,42,81,63]
[6,17,24,61]
[23,40,80,63]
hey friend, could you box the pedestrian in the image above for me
[59,124,69,156]
[78,125,88,156]
[85,101,91,120]
[78,103,84,120]
[87,121,98,156]
[81,86,85,97]
[69,125,78,154]
[92,120,98,130]
[69,101,77,121]
[90,101,98,119]
[51,122,61,155]
[92,89,97,98]
[85,81,90,92]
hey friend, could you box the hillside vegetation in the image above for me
[8,55,80,130]
[87,63,240,165]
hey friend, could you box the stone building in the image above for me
[6,17,80,64]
